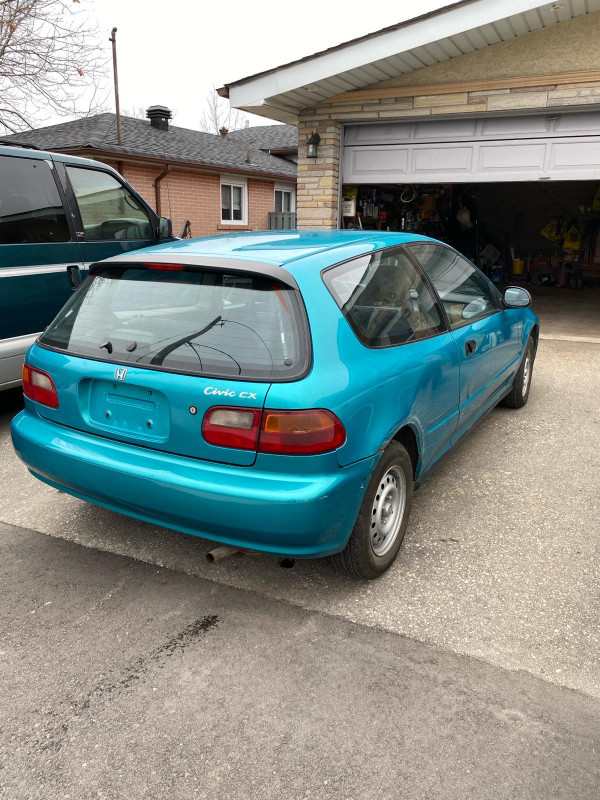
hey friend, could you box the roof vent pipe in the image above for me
[146,106,172,131]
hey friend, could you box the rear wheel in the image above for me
[501,336,535,409]
[329,441,413,580]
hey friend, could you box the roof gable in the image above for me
[220,0,600,122]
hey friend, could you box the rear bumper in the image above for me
[11,410,377,558]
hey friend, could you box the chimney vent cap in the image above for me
[146,105,172,131]
[146,105,172,118]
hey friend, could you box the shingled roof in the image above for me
[4,113,297,179]
[227,124,298,151]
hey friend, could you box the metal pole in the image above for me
[109,27,122,144]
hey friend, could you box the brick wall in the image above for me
[248,178,276,230]
[92,158,289,238]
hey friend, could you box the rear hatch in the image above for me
[34,260,309,466]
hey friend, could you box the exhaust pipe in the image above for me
[206,545,239,564]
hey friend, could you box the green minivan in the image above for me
[0,142,173,390]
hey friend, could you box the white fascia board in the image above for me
[228,0,554,109]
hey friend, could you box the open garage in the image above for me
[340,112,600,339]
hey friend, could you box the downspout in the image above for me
[154,164,170,216]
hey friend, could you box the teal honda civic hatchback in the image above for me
[11,231,538,579]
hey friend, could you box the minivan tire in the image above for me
[500,336,535,409]
[329,441,413,580]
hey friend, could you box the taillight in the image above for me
[259,409,345,455]
[201,407,346,455]
[202,406,262,450]
[22,364,59,408]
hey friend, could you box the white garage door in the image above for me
[342,111,600,183]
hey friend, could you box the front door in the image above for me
[408,243,521,435]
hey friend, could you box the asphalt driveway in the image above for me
[1,337,599,700]
[3,519,600,800]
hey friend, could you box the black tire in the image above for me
[500,336,535,409]
[329,441,413,580]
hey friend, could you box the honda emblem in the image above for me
[114,367,128,381]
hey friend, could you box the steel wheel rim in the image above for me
[522,353,531,397]
[370,465,406,557]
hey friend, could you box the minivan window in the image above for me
[39,267,309,381]
[66,167,153,240]
[323,246,444,347]
[408,244,499,328]
[0,156,70,244]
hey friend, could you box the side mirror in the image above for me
[503,286,531,308]
[158,217,172,240]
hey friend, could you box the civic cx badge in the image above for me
[114,367,128,381]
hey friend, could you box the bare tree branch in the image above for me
[0,0,108,135]
[198,85,249,134]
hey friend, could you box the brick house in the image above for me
[8,108,298,238]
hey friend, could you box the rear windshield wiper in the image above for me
[149,316,222,366]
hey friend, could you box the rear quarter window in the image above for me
[39,266,310,382]
[323,246,445,348]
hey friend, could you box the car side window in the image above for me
[0,156,71,244]
[409,244,499,329]
[323,246,445,347]
[66,166,153,241]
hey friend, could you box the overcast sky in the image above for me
[77,0,447,131]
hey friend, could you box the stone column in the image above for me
[296,113,341,229]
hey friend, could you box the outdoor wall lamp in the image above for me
[307,132,321,158]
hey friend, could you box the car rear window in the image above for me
[39,266,310,381]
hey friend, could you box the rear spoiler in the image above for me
[88,254,300,290]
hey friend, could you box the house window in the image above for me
[275,185,295,213]
[221,176,247,224]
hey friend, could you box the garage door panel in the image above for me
[412,146,473,175]
[481,116,552,136]
[347,146,409,180]
[548,139,600,172]
[343,113,600,183]
[344,113,600,146]
[478,143,547,172]
[412,118,478,139]
[554,111,600,133]
[344,122,412,145]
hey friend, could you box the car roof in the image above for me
[0,142,122,170]
[131,230,436,269]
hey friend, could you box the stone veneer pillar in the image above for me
[296,115,341,229]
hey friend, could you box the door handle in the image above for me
[67,265,82,289]
[465,339,477,356]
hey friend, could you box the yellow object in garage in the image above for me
[512,259,525,275]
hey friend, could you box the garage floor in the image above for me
[529,286,600,341]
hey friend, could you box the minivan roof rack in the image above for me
[0,139,38,150]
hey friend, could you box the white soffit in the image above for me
[224,0,600,123]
